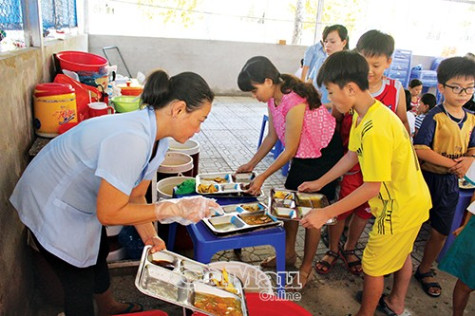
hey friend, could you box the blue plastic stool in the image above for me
[257,115,290,176]
[167,195,287,297]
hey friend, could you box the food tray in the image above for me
[459,178,475,189]
[195,172,256,196]
[268,188,336,224]
[203,202,283,236]
[135,246,248,316]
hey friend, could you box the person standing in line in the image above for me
[236,56,343,291]
[308,24,349,108]
[413,56,475,298]
[300,50,431,316]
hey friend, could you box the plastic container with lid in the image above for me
[119,81,144,96]
[34,83,78,138]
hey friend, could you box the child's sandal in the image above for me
[339,249,362,276]
[414,267,442,298]
[315,250,339,274]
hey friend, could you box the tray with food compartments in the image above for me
[195,172,256,196]
[135,246,248,316]
[268,188,336,225]
[203,202,283,235]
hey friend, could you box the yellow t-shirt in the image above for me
[348,101,431,234]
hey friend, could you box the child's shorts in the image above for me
[422,171,459,236]
[337,171,372,221]
[362,224,421,276]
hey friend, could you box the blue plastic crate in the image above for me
[410,69,438,87]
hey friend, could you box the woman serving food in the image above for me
[10,69,219,315]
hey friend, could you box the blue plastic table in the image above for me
[437,187,474,261]
[167,193,286,296]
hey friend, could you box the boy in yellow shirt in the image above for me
[299,50,431,316]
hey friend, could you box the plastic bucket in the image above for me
[168,139,200,177]
[157,152,194,181]
[34,83,78,138]
[156,176,194,200]
[208,261,273,295]
[55,51,108,72]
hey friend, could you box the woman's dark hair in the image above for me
[237,56,321,109]
[317,50,369,91]
[409,79,423,88]
[323,24,349,50]
[437,56,475,85]
[356,29,394,58]
[141,70,214,111]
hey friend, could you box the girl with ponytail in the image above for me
[236,56,343,290]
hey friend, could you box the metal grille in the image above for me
[0,0,23,30]
[41,0,77,29]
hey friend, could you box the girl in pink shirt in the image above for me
[236,56,343,290]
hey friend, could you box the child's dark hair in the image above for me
[420,93,437,110]
[437,56,475,85]
[323,24,349,50]
[404,89,411,112]
[409,79,423,88]
[356,29,394,58]
[238,56,321,109]
[142,70,214,111]
[316,50,369,91]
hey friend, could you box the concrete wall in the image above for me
[89,35,439,95]
[0,35,87,315]
[89,35,307,95]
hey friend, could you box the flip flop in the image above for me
[260,254,296,268]
[117,302,144,314]
[377,294,398,316]
[414,267,442,298]
[315,250,339,274]
[355,291,397,316]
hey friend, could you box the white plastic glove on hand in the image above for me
[154,196,221,225]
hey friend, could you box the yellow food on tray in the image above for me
[197,184,219,194]
[241,214,273,225]
[202,177,228,183]
[296,192,326,208]
[273,191,293,199]
[193,292,242,316]
[241,204,260,212]
[211,268,238,294]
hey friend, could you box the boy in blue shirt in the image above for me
[413,56,475,298]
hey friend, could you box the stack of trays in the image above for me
[269,188,336,225]
[195,172,256,195]
[203,202,283,235]
[136,246,248,316]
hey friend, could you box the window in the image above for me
[0,0,25,51]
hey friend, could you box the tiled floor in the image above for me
[36,96,471,316]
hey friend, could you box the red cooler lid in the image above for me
[35,83,75,97]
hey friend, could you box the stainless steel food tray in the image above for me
[135,246,248,316]
[268,188,336,224]
[195,172,256,195]
[202,202,283,236]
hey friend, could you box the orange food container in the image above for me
[120,85,143,96]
